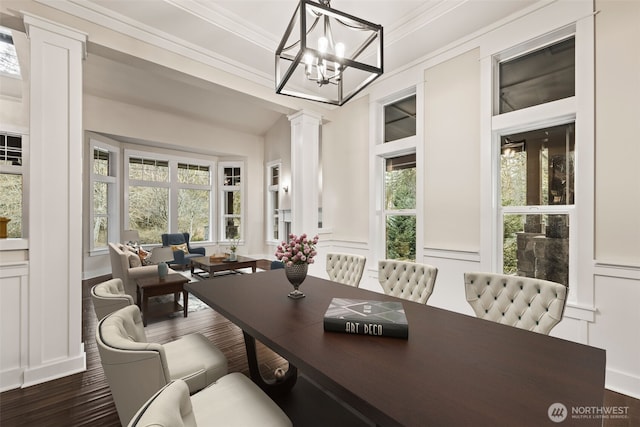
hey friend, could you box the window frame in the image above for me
[124,149,214,244]
[482,6,596,313]
[89,139,119,254]
[218,160,244,243]
[372,86,423,263]
[266,160,282,245]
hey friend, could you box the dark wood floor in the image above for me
[0,275,638,427]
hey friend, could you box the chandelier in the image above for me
[275,0,383,106]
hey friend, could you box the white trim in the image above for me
[424,248,481,263]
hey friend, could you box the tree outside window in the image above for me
[385,154,416,261]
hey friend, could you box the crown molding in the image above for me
[34,0,273,88]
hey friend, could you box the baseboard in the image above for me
[606,368,640,400]
[22,349,86,389]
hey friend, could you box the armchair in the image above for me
[96,305,228,426]
[108,242,176,302]
[91,278,134,320]
[161,233,206,268]
[128,377,292,427]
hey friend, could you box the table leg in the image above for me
[182,290,188,318]
[242,331,297,396]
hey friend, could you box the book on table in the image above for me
[323,298,409,339]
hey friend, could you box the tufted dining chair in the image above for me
[91,278,134,320]
[378,260,438,304]
[128,377,292,427]
[96,305,228,425]
[326,253,367,287]
[464,272,567,335]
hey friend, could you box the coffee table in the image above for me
[136,273,190,326]
[190,255,257,279]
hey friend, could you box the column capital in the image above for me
[23,13,87,58]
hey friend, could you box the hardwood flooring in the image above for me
[0,275,638,427]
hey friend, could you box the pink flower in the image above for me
[274,233,319,265]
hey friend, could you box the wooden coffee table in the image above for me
[190,255,257,280]
[136,273,190,326]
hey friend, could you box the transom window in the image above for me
[498,37,575,114]
[384,95,416,143]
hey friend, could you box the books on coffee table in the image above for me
[323,298,409,339]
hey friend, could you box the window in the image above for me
[128,156,169,244]
[500,124,574,285]
[266,162,281,243]
[495,35,577,286]
[384,154,416,261]
[90,143,118,251]
[0,27,21,77]
[384,95,416,142]
[498,37,575,114]
[219,162,243,241]
[126,151,213,244]
[177,163,211,242]
[0,132,24,238]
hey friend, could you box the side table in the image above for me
[136,273,190,326]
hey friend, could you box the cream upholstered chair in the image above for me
[464,272,567,335]
[128,377,292,427]
[91,278,133,320]
[108,242,176,302]
[326,252,367,287]
[378,259,438,304]
[96,305,228,426]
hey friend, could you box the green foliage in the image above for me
[385,166,416,261]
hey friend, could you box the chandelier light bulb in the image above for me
[318,36,328,53]
[335,42,345,58]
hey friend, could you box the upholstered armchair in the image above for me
[378,259,438,304]
[326,252,367,287]
[128,377,292,427]
[96,305,228,426]
[161,233,206,268]
[464,272,567,335]
[91,278,134,320]
[108,242,175,302]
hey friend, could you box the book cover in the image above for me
[323,298,409,339]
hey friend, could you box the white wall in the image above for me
[82,94,266,279]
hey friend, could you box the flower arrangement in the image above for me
[275,233,319,266]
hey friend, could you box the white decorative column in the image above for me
[23,14,86,387]
[288,110,322,236]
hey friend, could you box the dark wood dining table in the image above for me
[186,269,606,427]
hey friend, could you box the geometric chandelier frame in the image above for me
[275,0,383,106]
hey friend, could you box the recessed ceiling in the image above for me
[35,0,541,136]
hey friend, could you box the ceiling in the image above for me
[29,0,541,136]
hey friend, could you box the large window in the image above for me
[384,154,416,261]
[500,124,574,285]
[266,162,281,243]
[375,89,419,263]
[0,132,24,238]
[126,151,213,244]
[90,143,118,250]
[219,162,243,241]
[495,35,577,286]
[177,163,211,241]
